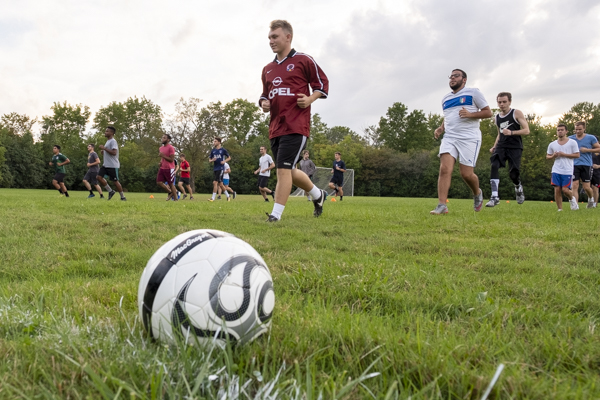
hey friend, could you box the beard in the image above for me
[449,81,463,91]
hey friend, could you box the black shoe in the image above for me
[121,197,127,201]
[271,191,275,200]
[313,189,326,217]
[233,191,236,199]
[100,195,105,199]
[265,212,279,222]
[265,198,269,202]
[340,196,343,201]
[108,191,116,200]
[217,195,221,200]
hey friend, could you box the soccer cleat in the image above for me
[569,197,579,210]
[227,197,231,202]
[265,198,269,202]
[182,194,187,199]
[485,196,500,207]
[515,184,525,204]
[430,204,449,215]
[265,212,279,222]
[233,191,236,199]
[108,190,116,200]
[121,197,127,201]
[190,196,194,200]
[312,189,327,217]
[208,198,214,202]
[217,195,221,200]
[587,198,595,209]
[100,195,104,199]
[87,194,95,199]
[473,189,484,212]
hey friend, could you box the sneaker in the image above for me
[569,197,579,210]
[485,196,500,207]
[182,194,188,199]
[227,197,231,202]
[265,198,269,202]
[121,197,127,201]
[190,196,194,200]
[208,198,214,202]
[108,190,116,200]
[557,209,562,212]
[515,185,525,204]
[87,193,95,199]
[100,195,105,199]
[473,189,484,212]
[312,189,327,217]
[217,195,221,200]
[430,204,449,215]
[265,212,279,222]
[233,191,236,199]
[166,192,173,201]
[587,198,595,209]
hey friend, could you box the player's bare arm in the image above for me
[297,92,322,109]
[222,156,231,165]
[434,120,445,139]
[58,158,70,166]
[505,110,530,136]
[458,106,493,119]
[490,128,501,153]
[580,142,600,153]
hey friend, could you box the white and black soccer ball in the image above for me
[138,230,274,345]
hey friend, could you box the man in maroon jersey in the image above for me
[259,19,329,222]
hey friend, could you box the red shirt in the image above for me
[260,49,328,139]
[180,160,190,178]
[159,144,175,169]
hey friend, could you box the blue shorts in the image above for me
[223,178,229,186]
[551,173,572,188]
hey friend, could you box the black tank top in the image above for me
[496,109,522,149]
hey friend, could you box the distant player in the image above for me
[547,124,580,211]
[83,143,104,198]
[329,152,346,200]
[259,19,329,221]
[221,162,236,201]
[208,137,230,202]
[49,145,70,197]
[592,149,600,208]
[299,150,316,200]
[569,121,599,208]
[97,126,126,201]
[177,153,194,200]
[486,92,530,207]
[157,134,177,201]
[254,146,275,202]
[431,69,492,215]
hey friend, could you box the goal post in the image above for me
[291,166,354,197]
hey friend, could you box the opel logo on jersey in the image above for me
[286,64,294,72]
[273,77,283,87]
[269,87,295,99]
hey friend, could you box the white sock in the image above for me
[590,197,594,203]
[491,179,499,197]
[225,191,230,198]
[308,185,321,200]
[105,184,112,192]
[212,193,216,200]
[271,203,285,219]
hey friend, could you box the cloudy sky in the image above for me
[1,0,599,135]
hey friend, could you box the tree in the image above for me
[222,98,264,145]
[376,102,431,152]
[559,102,600,136]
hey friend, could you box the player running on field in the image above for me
[431,69,492,215]
[83,143,104,198]
[254,146,275,202]
[49,145,70,197]
[97,126,126,201]
[221,162,236,201]
[329,152,346,200]
[569,121,599,208]
[208,137,230,202]
[177,153,194,200]
[157,134,178,201]
[259,19,329,222]
[486,92,530,207]
[547,124,580,211]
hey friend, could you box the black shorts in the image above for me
[270,134,307,169]
[258,175,269,188]
[99,167,119,181]
[330,176,343,187]
[591,171,600,187]
[490,147,522,171]
[53,173,66,183]
[573,165,592,182]
[213,170,224,183]
[83,171,98,185]
[180,177,190,185]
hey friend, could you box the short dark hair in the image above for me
[165,134,172,140]
[106,126,116,134]
[557,124,568,130]
[303,150,309,155]
[497,92,512,102]
[88,143,95,148]
[54,145,61,150]
[452,69,467,79]
[179,153,185,158]
[335,151,341,156]
[214,137,222,143]
[575,121,586,129]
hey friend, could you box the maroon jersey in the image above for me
[259,49,328,139]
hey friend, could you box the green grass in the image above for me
[1,188,599,399]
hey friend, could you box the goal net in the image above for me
[291,166,354,197]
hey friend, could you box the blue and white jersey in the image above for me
[441,87,489,141]
[209,147,229,171]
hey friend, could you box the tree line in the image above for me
[1,97,599,201]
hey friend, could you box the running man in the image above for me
[569,121,599,208]
[177,153,194,200]
[157,134,177,201]
[49,145,70,197]
[254,146,275,202]
[221,162,236,201]
[97,126,126,201]
[208,137,230,202]
[431,69,492,215]
[259,19,329,221]
[547,124,580,211]
[299,150,316,200]
[329,152,346,200]
[83,143,104,198]
[486,92,530,207]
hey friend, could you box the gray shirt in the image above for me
[299,158,316,177]
[103,138,120,168]
[87,151,100,173]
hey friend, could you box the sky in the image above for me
[1,0,599,136]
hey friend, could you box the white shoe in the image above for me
[569,197,579,210]
[587,197,595,209]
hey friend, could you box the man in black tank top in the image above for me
[486,92,530,207]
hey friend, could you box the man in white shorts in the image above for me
[431,69,492,214]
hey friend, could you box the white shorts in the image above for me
[438,138,481,167]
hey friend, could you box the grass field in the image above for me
[1,188,599,399]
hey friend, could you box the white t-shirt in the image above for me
[547,138,579,175]
[103,138,120,168]
[259,154,273,177]
[223,162,230,179]
[442,87,489,141]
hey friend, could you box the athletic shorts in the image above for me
[439,138,481,167]
[53,172,66,183]
[99,167,119,181]
[591,170,600,187]
[491,147,522,172]
[213,170,224,183]
[223,178,230,186]
[157,168,175,185]
[270,133,307,169]
[573,165,592,182]
[551,173,572,188]
[258,175,269,188]
[83,171,98,185]
[330,176,343,187]
[180,177,190,185]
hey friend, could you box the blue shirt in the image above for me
[209,147,229,171]
[333,160,345,180]
[569,134,598,166]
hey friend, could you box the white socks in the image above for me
[308,185,322,200]
[271,203,285,219]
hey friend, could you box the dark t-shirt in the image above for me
[495,109,522,149]
[333,160,346,181]
[52,153,68,173]
[209,147,229,171]
[87,151,100,173]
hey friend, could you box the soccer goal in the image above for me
[291,166,354,197]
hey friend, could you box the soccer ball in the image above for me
[138,229,274,345]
